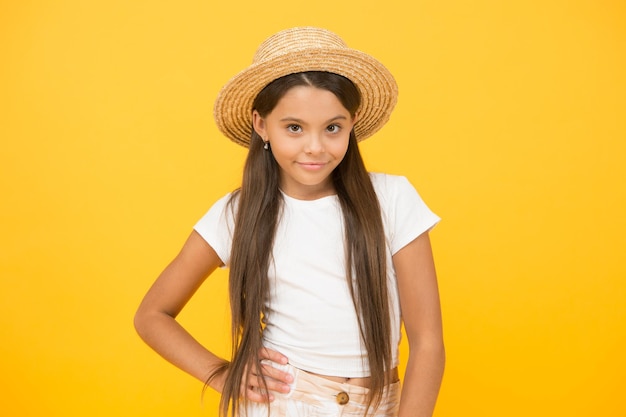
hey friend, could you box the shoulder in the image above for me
[193,191,239,266]
[369,172,416,200]
[368,172,440,253]
[368,172,419,223]
[194,191,239,238]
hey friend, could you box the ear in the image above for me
[351,112,360,127]
[252,110,267,139]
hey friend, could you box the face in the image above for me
[253,86,357,200]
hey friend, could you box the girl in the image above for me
[134,27,444,417]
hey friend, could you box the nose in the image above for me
[304,133,324,154]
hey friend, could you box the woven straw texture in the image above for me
[213,27,398,147]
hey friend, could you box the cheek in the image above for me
[270,145,299,169]
[270,140,298,159]
[332,137,351,158]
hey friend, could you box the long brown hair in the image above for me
[210,71,392,416]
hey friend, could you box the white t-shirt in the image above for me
[194,173,440,377]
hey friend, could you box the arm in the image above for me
[393,232,445,417]
[133,230,291,400]
[134,230,228,388]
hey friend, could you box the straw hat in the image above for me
[213,27,398,147]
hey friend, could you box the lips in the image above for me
[297,162,327,171]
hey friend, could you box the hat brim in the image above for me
[214,49,398,147]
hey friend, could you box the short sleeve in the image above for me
[193,193,236,266]
[371,173,441,255]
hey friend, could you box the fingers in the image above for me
[240,349,293,403]
[259,347,288,365]
[259,348,293,387]
[241,363,274,402]
[243,383,275,403]
[260,362,292,393]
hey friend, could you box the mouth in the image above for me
[297,162,327,171]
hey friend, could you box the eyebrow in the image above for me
[279,115,349,124]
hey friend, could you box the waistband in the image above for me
[307,366,400,388]
[267,362,401,413]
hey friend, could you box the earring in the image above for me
[263,141,269,150]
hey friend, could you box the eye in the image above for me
[287,124,302,133]
[326,124,341,133]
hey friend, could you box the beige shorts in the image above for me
[243,362,400,417]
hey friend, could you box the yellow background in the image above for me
[1,1,625,416]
